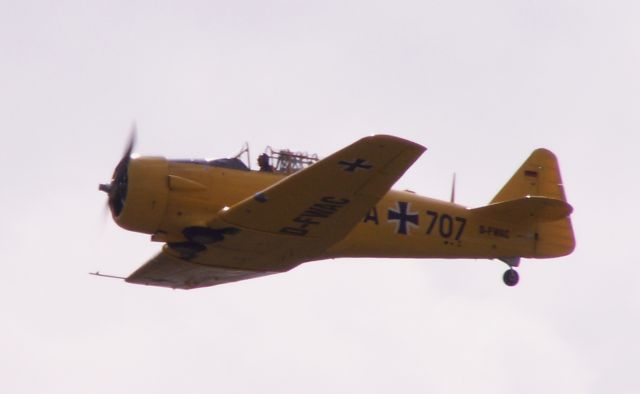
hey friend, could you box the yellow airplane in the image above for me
[98,134,575,289]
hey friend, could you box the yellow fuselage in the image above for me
[115,158,547,263]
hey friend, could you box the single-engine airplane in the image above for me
[98,133,575,289]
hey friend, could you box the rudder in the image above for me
[491,149,575,258]
[491,148,566,204]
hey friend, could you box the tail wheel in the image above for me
[503,269,519,287]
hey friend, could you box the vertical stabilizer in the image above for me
[491,149,566,204]
[490,149,575,258]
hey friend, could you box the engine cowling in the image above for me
[111,157,169,234]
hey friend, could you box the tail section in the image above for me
[487,149,575,258]
[491,148,567,204]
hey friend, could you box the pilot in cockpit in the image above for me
[257,153,273,172]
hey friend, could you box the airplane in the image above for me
[98,133,575,289]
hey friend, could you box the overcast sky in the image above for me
[2,1,639,393]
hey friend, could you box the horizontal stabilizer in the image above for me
[471,196,573,224]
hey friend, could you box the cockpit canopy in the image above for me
[171,143,319,174]
[171,157,250,171]
[261,146,319,173]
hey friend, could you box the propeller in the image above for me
[99,124,137,218]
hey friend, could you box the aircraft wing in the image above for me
[126,246,277,289]
[217,134,426,239]
[126,135,425,289]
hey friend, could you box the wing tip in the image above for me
[364,134,427,154]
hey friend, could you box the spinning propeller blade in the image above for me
[99,123,138,218]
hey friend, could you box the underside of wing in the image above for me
[126,246,277,290]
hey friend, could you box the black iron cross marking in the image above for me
[387,201,419,235]
[338,158,373,172]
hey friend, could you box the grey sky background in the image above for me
[2,1,639,392]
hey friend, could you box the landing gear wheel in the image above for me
[183,227,225,244]
[503,269,519,287]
